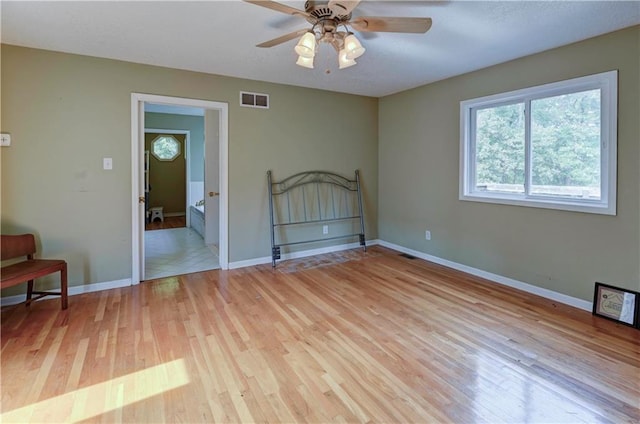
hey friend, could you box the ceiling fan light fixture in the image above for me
[294,31,317,59]
[246,1,434,71]
[338,49,357,69]
[343,33,365,60]
[296,55,315,69]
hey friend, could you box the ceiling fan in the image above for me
[244,0,432,70]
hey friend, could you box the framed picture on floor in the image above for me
[592,282,639,328]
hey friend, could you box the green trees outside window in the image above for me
[475,89,601,199]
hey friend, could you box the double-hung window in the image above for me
[460,70,617,215]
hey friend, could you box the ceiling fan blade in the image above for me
[328,0,361,16]
[350,16,432,33]
[243,0,310,19]
[256,29,309,48]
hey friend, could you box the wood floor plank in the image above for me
[2,246,639,423]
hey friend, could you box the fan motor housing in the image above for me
[305,1,351,23]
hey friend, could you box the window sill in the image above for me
[459,193,616,216]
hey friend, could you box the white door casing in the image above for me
[131,93,229,283]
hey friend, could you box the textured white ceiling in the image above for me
[2,1,639,97]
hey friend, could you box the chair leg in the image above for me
[60,265,68,310]
[26,279,34,307]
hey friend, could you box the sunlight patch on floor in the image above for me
[1,359,190,423]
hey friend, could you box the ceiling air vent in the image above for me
[240,91,269,109]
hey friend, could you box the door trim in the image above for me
[131,93,229,284]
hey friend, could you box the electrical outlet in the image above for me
[322,225,329,235]
[0,133,11,147]
[425,230,431,240]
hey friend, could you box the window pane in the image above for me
[152,136,180,160]
[531,89,601,199]
[475,103,525,194]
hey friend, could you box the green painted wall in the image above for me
[378,26,640,301]
[2,27,637,303]
[0,44,378,294]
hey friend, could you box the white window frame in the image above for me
[459,70,617,215]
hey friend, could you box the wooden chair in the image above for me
[1,234,68,309]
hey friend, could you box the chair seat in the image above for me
[1,259,66,288]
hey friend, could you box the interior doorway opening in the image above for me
[143,122,219,279]
[131,93,229,284]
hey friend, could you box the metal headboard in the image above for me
[267,170,366,267]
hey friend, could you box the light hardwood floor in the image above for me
[1,246,639,423]
[145,215,186,231]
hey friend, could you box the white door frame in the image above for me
[131,93,229,284]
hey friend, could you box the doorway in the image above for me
[131,93,229,284]
[143,126,218,279]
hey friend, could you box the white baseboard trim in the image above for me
[1,278,132,307]
[377,240,592,312]
[228,240,379,270]
[164,212,186,217]
[3,241,588,312]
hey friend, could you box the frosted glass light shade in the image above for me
[338,49,357,69]
[294,32,317,59]
[296,55,315,69]
[344,33,365,60]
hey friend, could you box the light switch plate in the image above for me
[1,133,11,147]
[103,157,113,170]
